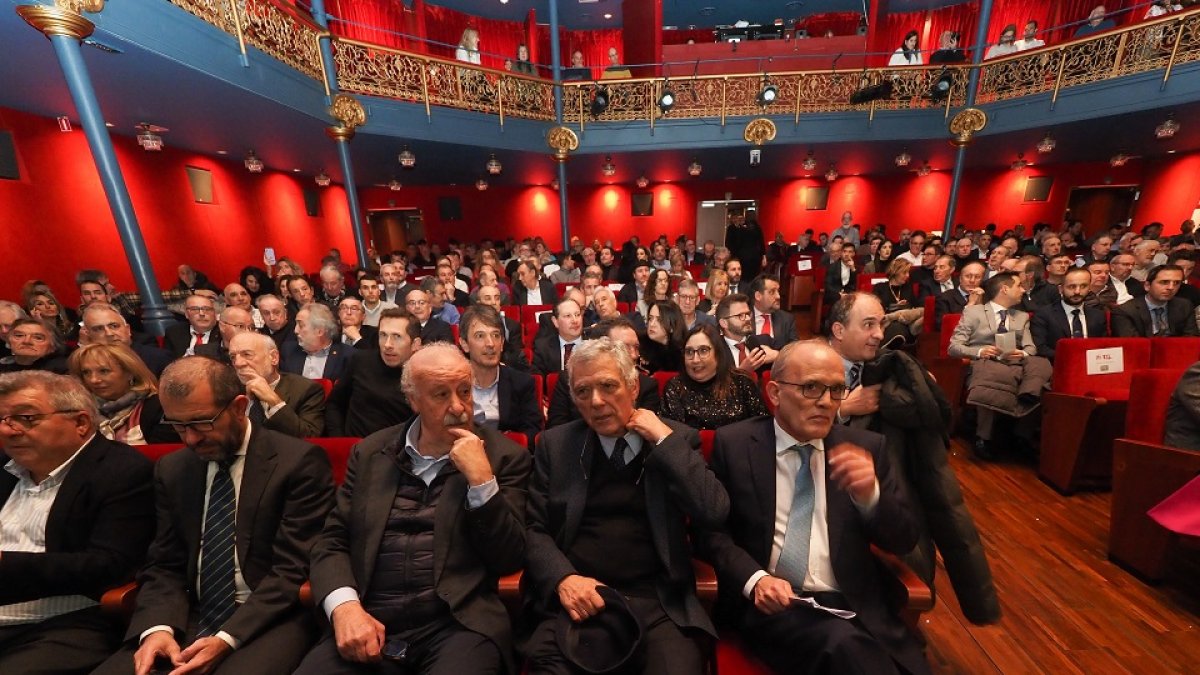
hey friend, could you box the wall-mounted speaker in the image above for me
[1024,176,1053,202]
[805,186,829,210]
[303,187,320,217]
[631,192,653,216]
[185,166,213,204]
[438,196,462,221]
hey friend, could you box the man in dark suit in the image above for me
[513,259,559,306]
[718,294,778,374]
[695,341,929,675]
[617,261,651,305]
[750,274,797,350]
[532,297,584,376]
[1111,265,1199,337]
[403,288,455,345]
[280,303,353,381]
[94,357,334,675]
[334,297,378,350]
[295,343,530,674]
[934,261,985,330]
[256,294,296,351]
[1164,359,1200,450]
[472,284,530,371]
[545,318,662,428]
[81,303,173,376]
[0,372,155,674]
[523,336,729,674]
[324,309,418,438]
[918,254,957,301]
[164,294,221,358]
[823,247,858,305]
[229,331,325,438]
[1031,267,1109,362]
[459,306,543,443]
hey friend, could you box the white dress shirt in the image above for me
[473,370,501,425]
[526,285,543,306]
[302,344,332,379]
[1061,301,1089,338]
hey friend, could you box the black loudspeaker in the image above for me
[185,166,213,204]
[849,81,893,105]
[805,186,830,210]
[439,196,462,221]
[0,131,17,180]
[631,192,653,216]
[1024,176,1054,202]
[303,187,320,217]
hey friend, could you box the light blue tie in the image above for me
[774,444,815,590]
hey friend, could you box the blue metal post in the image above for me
[333,135,370,267]
[942,0,995,237]
[548,0,571,250]
[308,0,340,103]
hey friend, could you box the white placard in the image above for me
[870,277,888,286]
[796,259,813,271]
[1085,347,1125,375]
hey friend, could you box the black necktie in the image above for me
[847,363,862,390]
[248,400,267,427]
[996,309,1008,334]
[197,460,237,637]
[1071,309,1084,338]
[611,437,630,471]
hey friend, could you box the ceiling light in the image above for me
[802,150,817,171]
[688,158,702,177]
[398,145,416,168]
[1010,152,1029,171]
[244,150,264,173]
[292,168,301,173]
[757,82,779,106]
[917,161,932,177]
[388,179,402,191]
[104,122,115,128]
[601,155,616,177]
[1155,114,1180,139]
[604,13,612,19]
[315,171,331,187]
[590,87,610,117]
[825,165,839,181]
[216,150,228,155]
[1037,133,1056,154]
[486,153,502,175]
[476,178,489,191]
[136,123,163,151]
[636,174,649,188]
[1110,153,1130,167]
[894,149,911,167]
[658,84,675,114]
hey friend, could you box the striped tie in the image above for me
[197,460,237,637]
[774,444,815,589]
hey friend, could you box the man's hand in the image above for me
[752,575,795,616]
[828,443,878,504]
[737,348,768,373]
[134,631,181,675]
[239,372,283,407]
[967,287,985,305]
[1002,350,1026,363]
[557,575,606,623]
[978,345,1002,360]
[626,409,672,444]
[839,384,880,417]
[168,636,232,675]
[755,344,779,365]
[342,325,362,343]
[331,601,386,664]
[446,427,495,487]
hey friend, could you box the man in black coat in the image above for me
[934,261,985,330]
[82,303,173,377]
[512,260,559,307]
[1031,268,1110,362]
[531,298,584,376]
[750,274,798,350]
[163,294,221,358]
[403,288,455,345]
[279,304,353,382]
[0,372,155,674]
[545,318,661,428]
[1111,265,1199,338]
[324,309,418,438]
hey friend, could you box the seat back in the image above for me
[520,304,554,342]
[450,323,460,343]
[531,373,546,413]
[1124,369,1186,443]
[1050,338,1152,399]
[498,305,521,324]
[1149,337,1200,369]
[784,254,819,278]
[699,430,716,462]
[857,274,888,292]
[922,295,936,328]
[502,431,527,448]
[939,313,962,358]
[139,443,184,463]
[306,437,363,484]
[546,371,560,400]
[652,371,676,397]
[314,378,334,400]
[554,282,574,297]
[686,264,707,280]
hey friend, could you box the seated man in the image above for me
[696,341,930,675]
[81,303,173,377]
[164,294,220,358]
[459,306,543,443]
[750,274,797,350]
[472,284,529,371]
[0,319,68,374]
[917,254,956,300]
[295,344,530,674]
[1031,267,1109,362]
[546,318,661,428]
[325,308,419,438]
[204,306,255,363]
[229,331,326,438]
[523,337,728,674]
[717,294,778,374]
[404,287,455,345]
[317,265,355,312]
[335,296,377,350]
[281,303,352,381]
[0,300,25,361]
[223,283,264,329]
[934,261,985,329]
[617,261,651,305]
[421,277,461,327]
[948,272,1053,460]
[357,274,397,328]
[256,294,296,350]
[1111,264,1199,337]
[1164,359,1200,451]
[94,357,334,675]
[532,297,584,376]
[0,372,155,674]
[513,259,559,306]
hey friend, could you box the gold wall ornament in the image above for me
[948,107,988,146]
[743,117,777,146]
[325,124,355,142]
[55,0,103,13]
[17,3,98,39]
[546,126,579,163]
[328,94,366,131]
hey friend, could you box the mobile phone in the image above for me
[382,636,409,662]
[264,247,277,265]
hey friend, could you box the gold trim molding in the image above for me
[743,118,778,146]
[325,125,355,142]
[17,3,100,39]
[949,108,988,146]
[547,126,579,163]
[328,94,366,131]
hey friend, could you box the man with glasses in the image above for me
[335,297,377,349]
[676,279,714,331]
[164,294,220,359]
[750,274,797,350]
[202,306,255,363]
[717,294,777,374]
[403,287,453,345]
[696,341,929,675]
[95,357,334,675]
[0,371,154,673]
[82,303,173,377]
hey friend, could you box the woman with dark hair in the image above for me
[661,324,769,429]
[641,300,685,373]
[864,238,898,274]
[240,265,274,301]
[889,30,923,65]
[639,269,673,317]
[68,343,178,444]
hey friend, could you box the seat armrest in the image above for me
[499,571,523,600]
[100,581,140,617]
[693,559,718,613]
[299,581,313,607]
[871,545,933,612]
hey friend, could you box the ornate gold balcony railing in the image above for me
[165,0,1200,127]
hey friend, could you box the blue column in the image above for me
[942,0,995,237]
[308,0,339,103]
[548,0,571,250]
[332,133,370,268]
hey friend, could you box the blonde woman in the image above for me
[455,28,481,64]
[700,268,730,315]
[68,343,178,444]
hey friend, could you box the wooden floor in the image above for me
[921,444,1200,674]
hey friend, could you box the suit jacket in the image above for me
[616,283,642,305]
[280,340,353,381]
[419,317,455,345]
[131,341,174,377]
[1110,296,1199,337]
[1164,361,1200,451]
[257,372,326,438]
[309,422,530,670]
[531,335,579,376]
[948,304,1036,359]
[512,279,559,307]
[1030,302,1109,362]
[694,419,924,675]
[751,307,797,350]
[341,324,378,351]
[496,365,544,442]
[260,321,296,351]
[919,276,955,302]
[0,435,155,605]
[524,419,728,636]
[823,262,857,304]
[163,323,221,359]
[546,372,662,428]
[933,287,970,330]
[126,428,334,645]
[500,316,530,372]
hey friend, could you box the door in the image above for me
[1066,186,1138,238]
[367,208,423,257]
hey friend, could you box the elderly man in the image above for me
[357,274,397,328]
[952,237,978,269]
[0,372,154,673]
[934,260,985,329]
[420,277,461,327]
[1130,239,1162,282]
[325,308,419,438]
[677,279,715,331]
[94,357,334,675]
[318,265,354,311]
[224,283,264,329]
[896,230,926,266]
[336,297,377,350]
[532,298,583,376]
[513,259,559,306]
[473,284,529,370]
[164,294,220,358]
[1085,234,1114,264]
[296,344,530,674]
[204,306,255,363]
[281,303,352,381]
[256,294,295,350]
[404,287,455,344]
[0,301,27,361]
[523,337,728,674]
[918,254,957,300]
[459,306,542,443]
[377,263,410,306]
[546,318,660,429]
[81,303,173,376]
[695,341,930,675]
[1111,264,1199,337]
[831,210,860,248]
[0,319,67,374]
[1108,253,1140,303]
[228,331,325,438]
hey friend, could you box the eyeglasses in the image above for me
[676,294,698,301]
[727,311,752,320]
[219,320,251,331]
[163,399,234,433]
[186,306,214,314]
[0,410,82,431]
[683,345,713,359]
[774,379,850,401]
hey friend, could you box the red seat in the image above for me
[758,370,775,414]
[138,443,183,463]
[926,313,968,424]
[546,372,560,400]
[306,437,362,485]
[554,282,574,297]
[652,371,676,397]
[938,313,961,358]
[1123,369,1186,444]
[450,324,460,343]
[1148,337,1200,370]
[497,304,521,324]
[685,264,706,280]
[1110,440,1200,581]
[314,378,334,400]
[1039,338,1151,494]
[856,273,887,292]
[617,302,632,314]
[502,431,527,448]
[531,374,545,411]
[699,429,716,462]
[915,295,939,364]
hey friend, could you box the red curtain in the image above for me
[325,0,416,51]
[985,0,1054,47]
[871,9,933,66]
[662,28,712,46]
[535,26,624,77]
[927,2,981,55]
[422,3,528,69]
[797,12,864,37]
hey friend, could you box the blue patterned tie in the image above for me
[197,460,237,637]
[774,444,815,589]
[1152,307,1167,336]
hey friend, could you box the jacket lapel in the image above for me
[434,472,467,584]
[561,423,594,547]
[497,368,511,421]
[236,428,278,570]
[181,451,208,582]
[823,427,851,569]
[746,418,779,562]
[43,435,105,549]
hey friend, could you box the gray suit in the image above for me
[948,304,1036,359]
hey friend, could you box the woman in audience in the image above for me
[661,324,769,429]
[639,269,673,317]
[700,268,730,314]
[27,290,79,342]
[273,257,305,293]
[68,343,177,444]
[668,251,693,282]
[889,30,923,66]
[477,248,508,282]
[864,238,897,274]
[985,24,1020,59]
[276,274,294,302]
[514,43,535,75]
[874,258,925,341]
[240,265,273,301]
[455,28,482,64]
[642,300,686,373]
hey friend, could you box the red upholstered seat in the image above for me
[502,431,527,448]
[686,264,706,280]
[1049,338,1151,399]
[498,304,521,324]
[450,324,459,343]
[138,443,183,463]
[306,436,362,485]
[938,313,961,358]
[1148,337,1200,370]
[856,273,887,292]
[699,429,715,462]
[653,371,676,397]
[617,302,632,314]
[554,282,573,297]
[1123,369,1186,444]
[314,378,334,400]
[546,372,559,400]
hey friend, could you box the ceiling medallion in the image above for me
[743,118,777,146]
[948,107,988,146]
[547,126,580,163]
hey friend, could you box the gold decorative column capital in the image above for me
[328,94,366,131]
[17,1,103,40]
[743,118,777,146]
[547,126,579,163]
[948,108,988,147]
[325,124,355,142]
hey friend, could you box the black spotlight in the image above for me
[849,81,893,105]
[590,86,610,118]
[658,85,676,114]
[928,68,954,101]
[757,84,779,106]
